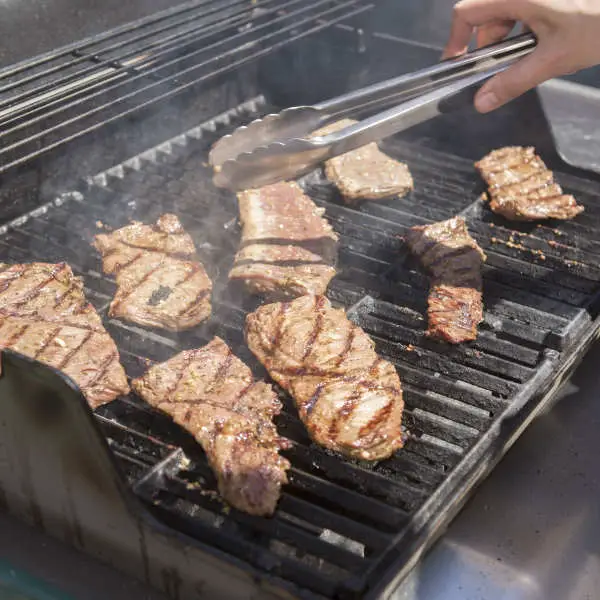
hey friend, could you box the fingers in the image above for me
[476,20,514,48]
[474,46,563,112]
[443,5,475,58]
[443,0,522,58]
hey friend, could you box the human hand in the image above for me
[443,0,600,113]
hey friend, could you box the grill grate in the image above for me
[0,0,372,175]
[1,99,600,598]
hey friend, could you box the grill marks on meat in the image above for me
[132,337,290,516]
[406,217,486,344]
[313,119,413,203]
[246,295,404,461]
[94,214,212,331]
[0,262,129,408]
[475,146,584,221]
[229,181,338,299]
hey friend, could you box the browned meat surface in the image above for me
[246,295,404,461]
[132,337,290,516]
[475,146,584,221]
[229,181,338,299]
[94,214,212,331]
[0,262,129,408]
[406,217,486,344]
[313,119,413,203]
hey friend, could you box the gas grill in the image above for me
[1,2,600,599]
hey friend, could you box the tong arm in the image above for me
[315,32,536,119]
[214,63,512,191]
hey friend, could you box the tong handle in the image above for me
[316,32,537,118]
[321,64,508,158]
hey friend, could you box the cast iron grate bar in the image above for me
[0,0,372,174]
[0,0,282,103]
[1,101,600,598]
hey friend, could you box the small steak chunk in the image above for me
[406,217,486,344]
[313,119,413,203]
[0,262,129,408]
[94,214,212,331]
[132,337,289,516]
[475,146,584,221]
[246,295,404,461]
[229,181,338,299]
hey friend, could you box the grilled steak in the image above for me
[229,181,338,299]
[313,118,413,203]
[94,214,212,331]
[406,217,486,344]
[246,295,404,461]
[0,262,129,408]
[475,146,584,221]
[132,337,290,516]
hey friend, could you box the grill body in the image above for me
[1,6,600,600]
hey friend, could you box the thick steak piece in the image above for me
[475,146,584,221]
[313,119,413,203]
[246,295,404,461]
[229,181,338,299]
[0,262,129,408]
[94,214,212,331]
[132,337,290,516]
[406,217,486,344]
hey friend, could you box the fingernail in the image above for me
[475,91,499,113]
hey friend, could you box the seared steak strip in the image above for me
[246,295,404,461]
[313,119,413,203]
[0,262,129,408]
[229,181,338,299]
[132,337,290,516]
[475,146,584,221]
[406,217,486,344]
[94,214,212,331]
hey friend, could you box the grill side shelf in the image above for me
[366,320,600,599]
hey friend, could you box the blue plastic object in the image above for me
[0,560,74,600]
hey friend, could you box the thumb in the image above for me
[474,47,561,112]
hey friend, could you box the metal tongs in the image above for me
[209,32,536,191]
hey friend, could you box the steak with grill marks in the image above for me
[94,214,212,331]
[475,146,584,221]
[246,295,404,461]
[0,262,129,408]
[132,337,290,516]
[406,217,486,344]
[229,181,338,299]
[312,119,413,203]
